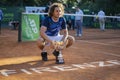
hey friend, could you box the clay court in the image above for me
[0,28,120,80]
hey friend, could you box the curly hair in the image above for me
[48,3,64,17]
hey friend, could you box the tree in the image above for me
[0,0,120,15]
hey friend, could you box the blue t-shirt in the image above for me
[42,16,67,36]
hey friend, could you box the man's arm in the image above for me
[61,28,68,42]
[40,26,52,43]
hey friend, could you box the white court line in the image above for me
[108,41,120,43]
[78,40,120,48]
[96,51,120,57]
[72,40,120,57]
[71,46,120,57]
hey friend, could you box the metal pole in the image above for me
[18,0,23,42]
[18,15,22,42]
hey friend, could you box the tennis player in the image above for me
[37,3,75,64]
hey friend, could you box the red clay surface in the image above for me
[0,28,120,80]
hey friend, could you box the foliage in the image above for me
[0,0,120,15]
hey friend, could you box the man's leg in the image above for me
[37,35,75,63]
[54,35,75,64]
[79,21,82,36]
[75,21,79,36]
[102,20,105,30]
[37,37,45,50]
[99,20,102,30]
[52,35,74,64]
[37,37,48,61]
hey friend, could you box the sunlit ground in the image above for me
[0,56,41,66]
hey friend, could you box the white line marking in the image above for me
[96,51,120,57]
[71,46,120,57]
[108,41,120,43]
[78,40,120,48]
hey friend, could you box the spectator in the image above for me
[98,9,105,31]
[75,7,84,37]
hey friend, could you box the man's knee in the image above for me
[66,35,75,48]
[37,37,45,50]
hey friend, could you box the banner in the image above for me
[22,14,39,41]
[25,6,45,13]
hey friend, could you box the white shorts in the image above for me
[39,34,63,42]
[47,35,63,42]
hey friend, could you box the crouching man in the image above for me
[37,3,75,64]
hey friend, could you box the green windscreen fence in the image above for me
[21,13,40,41]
